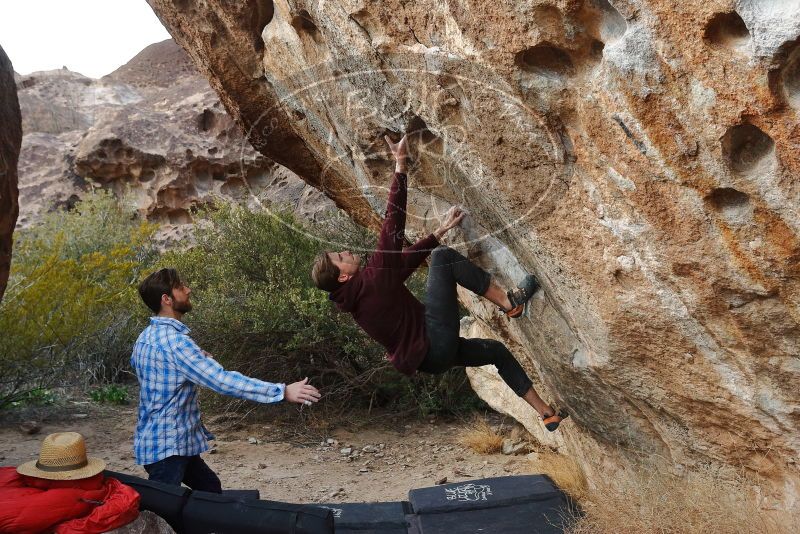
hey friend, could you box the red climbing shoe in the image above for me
[504,274,540,318]
[542,411,569,432]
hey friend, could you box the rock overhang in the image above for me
[147,0,800,507]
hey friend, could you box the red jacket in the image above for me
[0,467,139,534]
[330,172,439,375]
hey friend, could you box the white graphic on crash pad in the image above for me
[320,506,343,518]
[445,483,493,501]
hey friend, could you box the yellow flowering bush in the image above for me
[0,191,156,408]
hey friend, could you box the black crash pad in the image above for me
[336,530,410,534]
[407,475,575,534]
[105,471,574,534]
[105,471,332,534]
[222,488,260,500]
[409,475,563,513]
[315,501,411,530]
[182,490,334,534]
[407,497,571,534]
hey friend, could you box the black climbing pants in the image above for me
[417,246,534,397]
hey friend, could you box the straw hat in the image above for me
[17,432,106,480]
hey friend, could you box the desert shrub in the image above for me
[10,387,57,408]
[90,384,129,405]
[528,451,588,502]
[458,414,504,454]
[162,205,375,402]
[162,203,484,416]
[376,366,489,417]
[0,191,157,408]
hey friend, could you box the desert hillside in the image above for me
[14,38,335,231]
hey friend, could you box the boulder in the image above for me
[0,45,21,302]
[147,0,800,505]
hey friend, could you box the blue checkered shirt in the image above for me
[131,317,285,465]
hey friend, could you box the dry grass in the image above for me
[528,451,589,501]
[460,419,796,533]
[558,462,796,534]
[457,415,504,454]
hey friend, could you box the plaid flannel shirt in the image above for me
[131,317,285,465]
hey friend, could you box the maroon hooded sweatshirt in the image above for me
[329,172,439,375]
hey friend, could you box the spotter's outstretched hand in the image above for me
[285,377,321,405]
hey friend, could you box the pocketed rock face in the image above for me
[149,0,800,504]
[15,39,334,230]
[0,46,21,302]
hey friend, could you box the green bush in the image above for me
[0,191,484,417]
[0,191,157,408]
[162,205,381,407]
[90,384,129,405]
[10,387,57,408]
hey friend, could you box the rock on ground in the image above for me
[148,0,800,507]
[107,511,174,534]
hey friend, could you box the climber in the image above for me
[311,133,567,431]
[131,268,321,491]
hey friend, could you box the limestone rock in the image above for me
[149,0,800,504]
[15,39,335,229]
[106,510,175,534]
[0,46,21,303]
[501,438,529,456]
[18,420,41,435]
[16,69,138,136]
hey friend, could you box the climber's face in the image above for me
[329,250,361,281]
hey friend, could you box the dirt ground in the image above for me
[0,399,539,504]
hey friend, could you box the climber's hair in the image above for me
[311,251,342,292]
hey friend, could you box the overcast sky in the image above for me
[0,0,172,78]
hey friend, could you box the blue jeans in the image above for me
[419,246,534,397]
[144,454,222,493]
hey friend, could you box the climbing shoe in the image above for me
[542,411,569,432]
[504,274,540,318]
